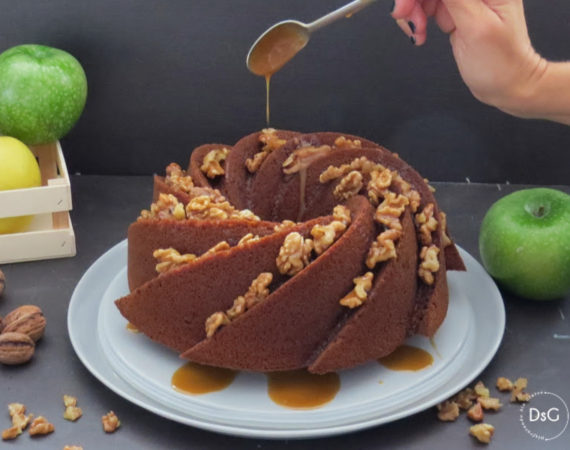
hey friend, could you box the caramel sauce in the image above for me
[248,23,309,125]
[171,362,237,395]
[378,345,434,371]
[126,322,140,333]
[267,369,340,409]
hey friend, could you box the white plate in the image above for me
[68,240,505,439]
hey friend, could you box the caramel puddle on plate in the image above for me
[378,345,434,371]
[172,362,237,395]
[267,369,340,409]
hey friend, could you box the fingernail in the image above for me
[390,1,395,13]
[408,21,416,33]
[410,36,416,45]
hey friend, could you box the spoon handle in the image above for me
[307,0,377,34]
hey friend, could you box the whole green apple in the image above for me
[479,188,570,300]
[0,44,87,145]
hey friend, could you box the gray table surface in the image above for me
[1,176,569,450]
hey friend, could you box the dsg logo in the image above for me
[520,392,569,441]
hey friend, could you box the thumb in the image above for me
[441,0,486,29]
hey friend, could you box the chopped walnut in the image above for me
[333,205,351,226]
[437,401,460,422]
[511,378,530,402]
[469,423,494,444]
[186,195,233,220]
[140,193,186,220]
[367,168,393,205]
[222,272,273,323]
[333,170,363,200]
[478,397,502,411]
[246,151,269,173]
[439,211,453,247]
[245,129,288,172]
[276,232,314,276]
[424,178,436,193]
[415,203,439,246]
[185,195,259,221]
[28,416,54,436]
[3,403,32,438]
[366,229,401,269]
[453,387,477,410]
[311,220,347,255]
[260,128,287,152]
[63,395,82,422]
[2,426,21,440]
[333,136,362,148]
[274,220,296,232]
[226,296,247,320]
[63,406,82,422]
[102,411,121,433]
[64,446,84,450]
[153,248,197,273]
[339,272,374,308]
[375,191,409,231]
[244,273,273,309]
[467,402,484,422]
[282,145,332,175]
[319,156,382,183]
[391,172,421,213]
[200,148,229,179]
[496,377,514,392]
[474,381,490,398]
[202,241,231,258]
[418,245,440,285]
[164,162,194,193]
[238,233,260,246]
[205,312,230,338]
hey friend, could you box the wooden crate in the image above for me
[0,141,76,264]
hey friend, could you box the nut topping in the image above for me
[276,232,314,276]
[201,148,229,179]
[418,245,440,285]
[140,193,186,220]
[63,395,82,422]
[333,170,363,200]
[0,332,35,365]
[366,229,401,269]
[205,312,230,338]
[375,191,409,231]
[165,163,194,192]
[339,272,374,308]
[415,203,439,246]
[333,136,362,148]
[437,400,460,422]
[246,128,287,173]
[153,248,197,274]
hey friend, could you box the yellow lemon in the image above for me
[0,136,42,234]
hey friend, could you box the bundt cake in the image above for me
[116,129,466,374]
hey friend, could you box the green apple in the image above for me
[0,44,87,145]
[479,188,570,300]
[0,136,42,234]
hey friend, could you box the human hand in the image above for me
[391,0,548,118]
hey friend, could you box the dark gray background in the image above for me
[0,0,568,183]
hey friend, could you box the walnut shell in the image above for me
[0,332,35,365]
[2,305,46,342]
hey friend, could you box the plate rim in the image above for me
[68,239,505,439]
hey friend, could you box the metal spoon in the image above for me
[247,0,377,76]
